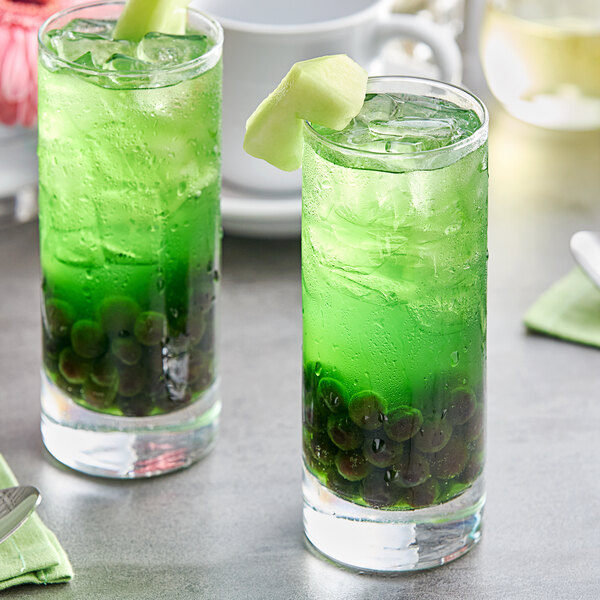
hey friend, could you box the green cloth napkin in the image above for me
[0,455,73,590]
[524,267,600,348]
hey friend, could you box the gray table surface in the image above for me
[2,5,600,600]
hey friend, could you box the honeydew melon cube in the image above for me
[243,55,368,171]
[114,0,189,42]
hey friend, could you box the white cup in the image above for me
[192,0,462,195]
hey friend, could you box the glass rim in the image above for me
[38,0,224,78]
[304,76,489,163]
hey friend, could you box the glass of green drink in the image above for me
[37,1,222,478]
[301,77,488,571]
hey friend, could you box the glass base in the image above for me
[40,372,220,478]
[303,466,484,572]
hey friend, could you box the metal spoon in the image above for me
[570,231,600,289]
[0,486,41,544]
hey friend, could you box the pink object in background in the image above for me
[0,0,74,127]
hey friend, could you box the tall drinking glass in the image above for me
[37,2,223,478]
[301,77,488,571]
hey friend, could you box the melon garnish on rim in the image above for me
[113,0,190,41]
[243,55,368,172]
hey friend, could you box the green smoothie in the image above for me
[301,90,488,509]
[38,16,221,417]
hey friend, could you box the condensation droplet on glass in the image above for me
[451,351,460,366]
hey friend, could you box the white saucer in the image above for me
[221,182,301,238]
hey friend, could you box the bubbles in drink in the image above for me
[137,33,210,66]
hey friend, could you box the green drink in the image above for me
[301,77,488,571]
[38,2,223,478]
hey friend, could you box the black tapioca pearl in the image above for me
[82,377,117,409]
[335,450,370,481]
[71,320,108,359]
[98,296,140,337]
[327,414,362,451]
[90,355,118,387]
[384,405,423,442]
[134,311,167,346]
[43,329,64,358]
[317,377,347,414]
[404,479,440,509]
[445,388,477,425]
[326,468,360,501]
[58,347,90,384]
[412,418,452,453]
[117,364,145,397]
[394,452,431,488]
[348,391,387,430]
[361,470,403,508]
[111,335,142,366]
[463,404,484,443]
[459,450,484,484]
[117,394,152,417]
[362,435,404,468]
[308,432,337,467]
[430,437,468,479]
[43,298,75,339]
[466,430,484,455]
[43,352,59,374]
[43,332,62,372]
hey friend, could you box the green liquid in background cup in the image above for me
[301,86,488,510]
[38,13,221,418]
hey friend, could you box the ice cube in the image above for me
[345,124,376,147]
[359,93,398,124]
[54,228,105,268]
[47,30,136,67]
[367,118,453,150]
[73,51,95,68]
[101,237,150,265]
[391,94,443,120]
[63,18,115,38]
[384,140,420,154]
[104,53,151,72]
[137,32,209,67]
[378,116,446,134]
[321,123,373,147]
